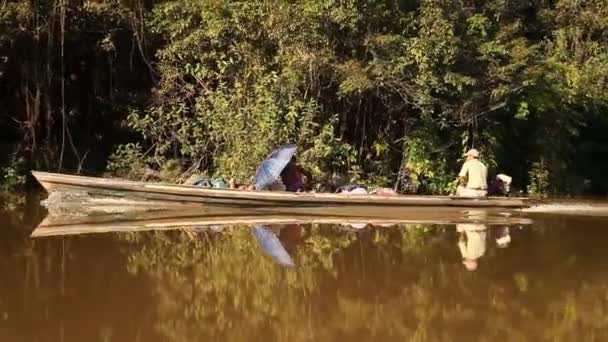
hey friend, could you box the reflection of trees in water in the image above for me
[1,215,607,341]
[0,227,156,341]
[121,223,608,341]
[122,226,332,341]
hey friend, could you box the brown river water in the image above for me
[1,193,608,341]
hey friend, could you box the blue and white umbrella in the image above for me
[252,224,295,267]
[254,144,297,191]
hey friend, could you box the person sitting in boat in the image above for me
[280,156,311,192]
[456,148,488,197]
[487,174,512,196]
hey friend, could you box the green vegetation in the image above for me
[2,0,608,195]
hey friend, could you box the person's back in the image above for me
[280,161,307,192]
[460,159,487,190]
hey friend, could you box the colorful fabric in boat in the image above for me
[191,176,229,188]
[336,184,368,193]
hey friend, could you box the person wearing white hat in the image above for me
[456,148,488,197]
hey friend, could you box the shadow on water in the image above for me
[2,194,608,341]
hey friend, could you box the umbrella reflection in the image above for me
[252,224,295,267]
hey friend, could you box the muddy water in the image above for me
[2,198,608,341]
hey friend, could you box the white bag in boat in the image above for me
[496,174,512,192]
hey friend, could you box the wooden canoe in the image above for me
[32,171,532,209]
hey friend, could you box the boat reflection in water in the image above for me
[31,204,533,237]
[30,205,530,270]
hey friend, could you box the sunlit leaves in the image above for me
[103,0,608,194]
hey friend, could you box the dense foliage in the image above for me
[2,0,608,195]
[0,0,154,180]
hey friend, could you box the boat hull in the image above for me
[31,171,532,209]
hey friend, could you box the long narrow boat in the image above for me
[32,171,532,209]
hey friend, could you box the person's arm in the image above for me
[458,161,468,178]
[457,162,469,186]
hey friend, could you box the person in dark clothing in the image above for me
[487,174,512,196]
[280,156,310,192]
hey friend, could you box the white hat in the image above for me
[463,148,480,158]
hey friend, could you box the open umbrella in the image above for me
[252,224,295,267]
[254,144,297,191]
